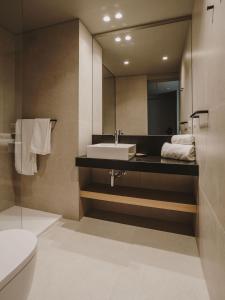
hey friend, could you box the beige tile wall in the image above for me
[192,0,225,299]
[0,27,17,212]
[103,76,116,134]
[21,20,98,219]
[78,22,93,156]
[116,75,148,135]
[180,24,193,133]
[92,39,103,135]
[21,21,80,219]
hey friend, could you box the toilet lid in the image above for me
[0,229,37,290]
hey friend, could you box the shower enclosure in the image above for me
[0,0,23,230]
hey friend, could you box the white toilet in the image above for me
[0,229,37,300]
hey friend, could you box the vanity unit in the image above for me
[77,15,197,235]
[76,135,198,236]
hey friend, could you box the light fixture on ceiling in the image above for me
[123,60,130,65]
[103,15,111,22]
[115,36,121,42]
[162,56,168,61]
[115,12,123,19]
[125,35,132,41]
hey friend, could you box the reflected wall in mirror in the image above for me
[102,66,116,134]
[94,18,193,136]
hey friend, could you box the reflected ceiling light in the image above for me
[115,12,123,19]
[103,15,111,22]
[123,60,130,65]
[115,36,121,42]
[125,35,132,41]
[162,56,168,61]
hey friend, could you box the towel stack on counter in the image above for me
[15,119,52,175]
[161,134,195,161]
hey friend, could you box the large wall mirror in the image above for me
[93,18,193,136]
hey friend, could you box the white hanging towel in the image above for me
[161,142,196,161]
[15,119,37,175]
[171,134,195,145]
[31,118,51,155]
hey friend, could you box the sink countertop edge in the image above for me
[75,155,199,176]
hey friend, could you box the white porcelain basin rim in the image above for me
[88,143,135,149]
[87,143,136,160]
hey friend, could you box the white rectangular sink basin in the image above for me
[87,143,136,161]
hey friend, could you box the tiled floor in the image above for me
[0,206,61,235]
[28,217,210,300]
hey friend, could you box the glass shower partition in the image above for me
[0,0,23,230]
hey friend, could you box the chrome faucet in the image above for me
[114,129,123,145]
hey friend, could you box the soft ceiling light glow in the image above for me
[115,12,123,19]
[123,60,130,65]
[162,56,168,61]
[115,36,121,42]
[125,35,132,41]
[103,15,111,22]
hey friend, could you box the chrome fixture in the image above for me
[114,129,123,145]
[109,169,127,187]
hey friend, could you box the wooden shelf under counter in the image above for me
[80,184,197,214]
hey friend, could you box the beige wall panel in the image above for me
[103,76,116,134]
[78,22,93,156]
[116,75,148,135]
[0,27,16,212]
[21,21,79,219]
[192,0,225,298]
[180,24,193,133]
[92,39,103,135]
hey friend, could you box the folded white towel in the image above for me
[171,134,194,145]
[161,142,196,161]
[31,119,51,155]
[15,119,37,175]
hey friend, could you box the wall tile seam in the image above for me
[194,102,225,114]
[199,183,225,237]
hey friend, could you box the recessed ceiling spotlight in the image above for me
[115,36,121,42]
[125,35,132,41]
[115,12,123,19]
[103,15,111,22]
[123,60,130,65]
[162,56,168,61]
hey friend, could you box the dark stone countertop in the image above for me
[75,155,198,176]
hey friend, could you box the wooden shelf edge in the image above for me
[80,190,197,214]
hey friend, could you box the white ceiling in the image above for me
[0,0,193,34]
[0,0,193,78]
[98,20,190,77]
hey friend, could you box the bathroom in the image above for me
[0,0,224,299]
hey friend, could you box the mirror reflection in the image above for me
[96,19,193,136]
